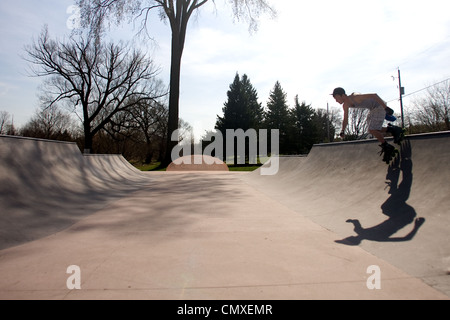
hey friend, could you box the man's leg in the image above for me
[369,129,386,144]
[387,124,405,144]
[368,107,389,144]
[368,109,396,163]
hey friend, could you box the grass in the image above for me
[134,162,166,172]
[134,161,262,172]
[227,164,262,172]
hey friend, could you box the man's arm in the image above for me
[341,104,349,137]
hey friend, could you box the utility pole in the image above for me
[398,68,405,128]
[327,103,330,142]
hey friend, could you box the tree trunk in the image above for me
[83,112,93,154]
[84,133,93,154]
[162,22,186,167]
[144,134,153,164]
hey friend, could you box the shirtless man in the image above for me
[332,87,404,162]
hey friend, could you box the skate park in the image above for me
[0,133,449,300]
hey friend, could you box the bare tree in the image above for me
[24,27,166,153]
[77,0,276,164]
[0,111,11,135]
[20,105,79,140]
[130,99,169,163]
[105,94,169,163]
[411,80,450,132]
[347,108,369,138]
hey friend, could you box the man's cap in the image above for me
[331,87,346,96]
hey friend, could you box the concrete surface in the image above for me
[0,134,449,300]
[0,136,152,249]
[242,132,450,296]
[167,155,229,171]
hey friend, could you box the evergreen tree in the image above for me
[216,73,243,132]
[291,95,316,154]
[216,73,262,132]
[313,108,336,144]
[241,74,265,130]
[265,81,291,154]
[215,72,262,163]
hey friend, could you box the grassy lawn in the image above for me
[134,162,262,172]
[134,162,166,171]
[227,164,262,172]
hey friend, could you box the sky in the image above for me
[1,0,450,140]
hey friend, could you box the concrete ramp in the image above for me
[242,132,450,295]
[0,136,152,249]
[83,154,149,182]
[0,133,448,299]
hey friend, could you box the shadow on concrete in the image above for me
[336,140,425,245]
[63,173,242,238]
[0,136,245,250]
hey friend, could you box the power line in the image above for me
[403,77,450,98]
[387,76,450,103]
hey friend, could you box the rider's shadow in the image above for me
[336,140,425,246]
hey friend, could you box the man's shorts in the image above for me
[367,106,385,131]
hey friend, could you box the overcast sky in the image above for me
[1,0,450,139]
